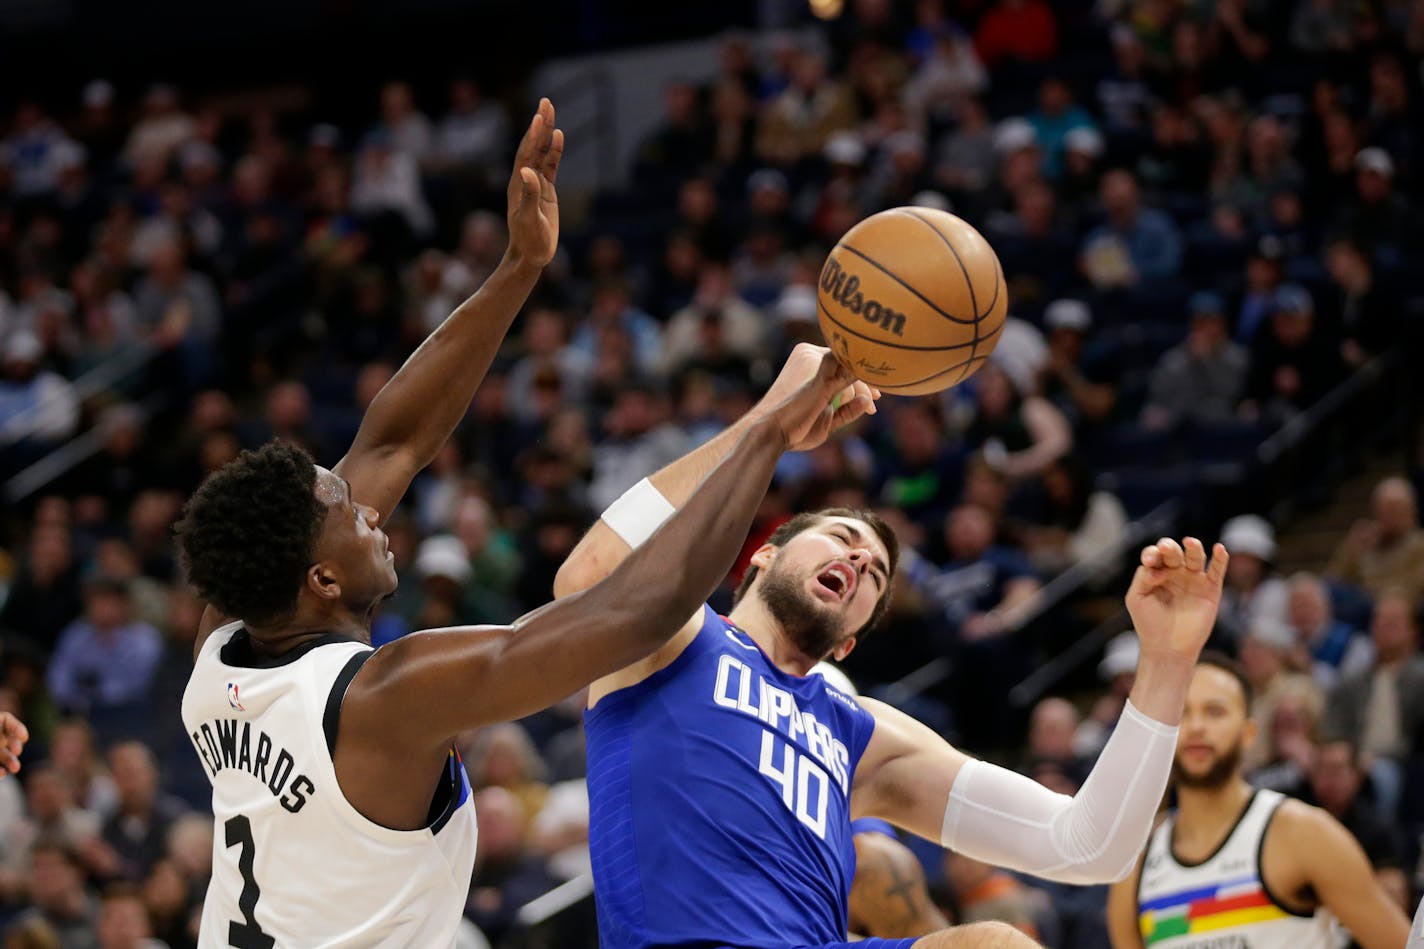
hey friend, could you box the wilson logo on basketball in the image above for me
[821,258,906,337]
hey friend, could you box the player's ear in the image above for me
[1241,714,1258,751]
[831,636,858,662]
[307,562,341,602]
[748,543,779,571]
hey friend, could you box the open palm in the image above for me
[1125,537,1229,659]
[506,98,563,267]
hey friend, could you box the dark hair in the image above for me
[732,507,900,639]
[174,441,326,626]
[1198,650,1253,711]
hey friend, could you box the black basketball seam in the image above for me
[894,208,995,386]
[879,353,992,392]
[835,244,979,326]
[894,208,980,319]
[980,253,1003,321]
[958,256,1005,384]
[817,300,1003,352]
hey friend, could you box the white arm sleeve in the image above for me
[940,699,1178,884]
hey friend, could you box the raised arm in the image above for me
[554,343,876,597]
[853,538,1226,885]
[333,98,563,524]
[343,352,856,747]
[196,101,563,645]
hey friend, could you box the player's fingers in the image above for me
[518,167,539,205]
[831,395,871,429]
[1182,536,1206,572]
[817,350,853,388]
[512,108,542,178]
[542,128,565,185]
[1,714,27,745]
[0,749,18,775]
[1206,542,1230,590]
[1155,537,1184,569]
[851,379,878,412]
[1140,545,1162,569]
[1127,564,1164,599]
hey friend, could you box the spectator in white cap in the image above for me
[774,284,820,349]
[1239,616,1323,771]
[993,117,1040,158]
[411,535,474,629]
[1336,146,1415,254]
[1075,631,1140,757]
[1027,76,1097,179]
[1038,298,1118,430]
[1218,514,1289,644]
[0,331,79,450]
[1059,125,1105,219]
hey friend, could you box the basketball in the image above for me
[817,207,1007,396]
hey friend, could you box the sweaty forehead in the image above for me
[312,466,345,508]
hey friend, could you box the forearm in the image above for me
[1125,652,1197,726]
[351,252,541,466]
[429,418,789,729]
[575,418,784,639]
[556,413,758,595]
[940,700,1177,884]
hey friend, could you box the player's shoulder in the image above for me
[1266,796,1346,851]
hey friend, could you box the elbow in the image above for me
[553,552,603,600]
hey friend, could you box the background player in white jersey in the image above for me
[173,93,879,947]
[1106,655,1408,948]
[556,344,1237,949]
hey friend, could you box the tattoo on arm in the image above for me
[849,835,949,938]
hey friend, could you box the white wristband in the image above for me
[601,478,676,549]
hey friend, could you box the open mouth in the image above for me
[815,562,857,602]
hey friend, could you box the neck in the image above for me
[245,600,372,652]
[726,597,821,677]
[1176,776,1253,831]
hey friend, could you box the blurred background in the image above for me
[0,0,1421,946]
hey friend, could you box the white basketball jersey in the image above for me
[183,622,478,948]
[1137,789,1336,948]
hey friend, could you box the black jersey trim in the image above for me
[220,627,361,669]
[427,752,465,834]
[323,651,374,757]
[1168,789,1258,868]
[1256,796,1317,918]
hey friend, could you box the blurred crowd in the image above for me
[1,0,1423,945]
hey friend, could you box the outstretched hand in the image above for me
[0,712,28,777]
[1125,537,1228,662]
[758,343,879,451]
[507,98,563,268]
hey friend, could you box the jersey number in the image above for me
[224,816,275,949]
[758,731,829,839]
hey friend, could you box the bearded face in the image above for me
[749,517,890,662]
[1172,732,1245,790]
[757,557,849,661]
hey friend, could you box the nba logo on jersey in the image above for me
[226,682,246,712]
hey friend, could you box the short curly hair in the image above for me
[174,441,327,625]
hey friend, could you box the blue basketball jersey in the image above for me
[585,605,879,949]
